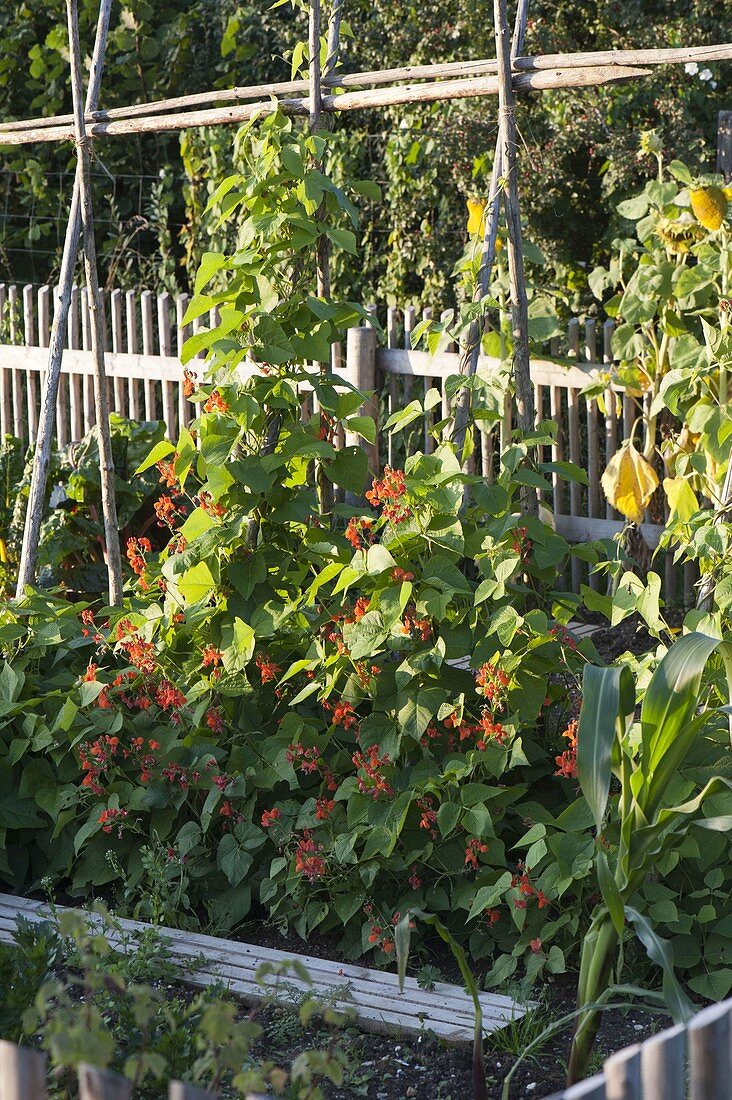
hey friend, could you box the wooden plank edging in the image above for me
[0,893,529,1043]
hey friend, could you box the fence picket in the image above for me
[141,289,156,420]
[605,1043,641,1100]
[81,287,95,432]
[78,1063,132,1100]
[0,1040,47,1100]
[69,285,83,440]
[403,305,415,408]
[0,285,9,439]
[387,306,399,467]
[110,289,126,417]
[440,308,453,433]
[688,999,731,1100]
[639,1024,685,1100]
[158,292,175,436]
[168,1083,218,1099]
[125,290,141,421]
[175,293,191,429]
[422,307,434,455]
[23,285,40,441]
[9,286,24,441]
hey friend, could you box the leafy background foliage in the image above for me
[0,0,729,304]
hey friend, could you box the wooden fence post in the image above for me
[688,999,731,1100]
[345,324,378,479]
[78,1064,132,1100]
[0,1040,47,1100]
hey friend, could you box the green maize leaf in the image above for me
[625,907,694,1024]
[641,632,722,781]
[596,849,624,936]
[630,777,732,871]
[643,710,711,819]
[578,664,635,832]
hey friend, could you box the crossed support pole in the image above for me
[15,0,122,604]
[453,0,537,516]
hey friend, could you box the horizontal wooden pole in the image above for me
[0,65,651,146]
[0,42,728,137]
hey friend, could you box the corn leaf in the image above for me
[578,664,635,833]
[641,633,731,812]
[596,849,625,936]
[625,907,694,1024]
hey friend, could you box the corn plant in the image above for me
[568,631,732,1084]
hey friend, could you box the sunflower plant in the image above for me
[586,143,731,529]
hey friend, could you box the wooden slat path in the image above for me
[0,893,528,1043]
[544,999,732,1100]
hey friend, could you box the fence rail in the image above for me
[545,998,732,1100]
[0,284,692,598]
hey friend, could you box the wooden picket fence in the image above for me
[545,998,732,1100]
[1,999,731,1099]
[0,284,692,598]
[0,1038,263,1099]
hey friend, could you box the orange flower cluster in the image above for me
[401,607,431,641]
[116,620,157,675]
[156,459,178,488]
[126,537,151,578]
[345,597,370,623]
[183,368,197,398]
[417,795,437,837]
[476,662,510,710]
[322,698,359,731]
[352,745,393,800]
[255,652,281,684]
[79,734,121,794]
[261,807,282,828]
[295,831,326,881]
[198,490,227,518]
[344,516,374,550]
[511,862,549,911]
[154,495,187,530]
[315,797,335,821]
[98,807,129,836]
[391,567,415,582]
[511,525,532,562]
[206,707,223,733]
[365,467,411,523]
[203,389,229,414]
[201,645,223,668]
[155,679,187,716]
[465,837,489,869]
[555,718,579,779]
[549,624,579,653]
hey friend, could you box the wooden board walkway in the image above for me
[0,893,529,1043]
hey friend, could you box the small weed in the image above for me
[416,963,444,990]
[488,1001,557,1063]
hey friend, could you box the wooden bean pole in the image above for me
[0,65,654,147]
[1,44,728,137]
[452,0,529,458]
[494,0,538,515]
[15,0,113,597]
[66,0,124,605]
